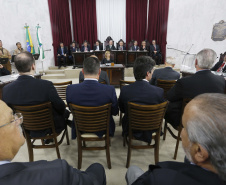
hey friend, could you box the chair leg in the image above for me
[27,139,34,162]
[77,140,82,169]
[54,137,61,159]
[106,139,111,169]
[65,127,70,145]
[126,139,132,168]
[163,120,167,140]
[119,112,122,126]
[173,127,182,160]
[82,141,86,147]
[123,135,126,147]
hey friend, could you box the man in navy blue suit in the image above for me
[118,56,164,143]
[81,41,90,52]
[66,56,119,139]
[57,42,68,69]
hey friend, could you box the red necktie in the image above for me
[217,62,225,72]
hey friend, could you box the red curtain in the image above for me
[48,0,72,65]
[71,0,97,49]
[146,0,170,63]
[126,0,148,46]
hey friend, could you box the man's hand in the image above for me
[58,54,60,56]
[0,64,3,69]
[64,54,66,56]
[154,51,157,54]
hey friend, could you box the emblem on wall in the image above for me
[211,20,226,41]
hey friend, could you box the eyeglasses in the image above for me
[0,113,23,129]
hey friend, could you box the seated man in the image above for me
[105,40,116,51]
[149,40,162,65]
[211,54,226,73]
[13,42,25,55]
[118,56,164,143]
[0,40,11,72]
[140,40,148,51]
[131,40,140,51]
[93,40,103,51]
[117,40,126,51]
[81,41,90,52]
[150,60,180,85]
[57,42,68,69]
[0,100,106,185]
[69,42,79,69]
[165,49,226,129]
[126,93,226,185]
[0,64,10,76]
[2,52,69,139]
[66,56,119,139]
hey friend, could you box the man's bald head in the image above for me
[15,51,35,73]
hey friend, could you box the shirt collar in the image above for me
[142,79,149,82]
[196,69,209,73]
[84,78,98,81]
[0,161,10,166]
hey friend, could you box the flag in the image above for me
[36,25,45,60]
[24,25,35,54]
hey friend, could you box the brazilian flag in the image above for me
[24,25,35,54]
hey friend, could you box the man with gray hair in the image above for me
[126,93,226,185]
[150,60,180,86]
[165,48,225,128]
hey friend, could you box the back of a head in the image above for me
[133,56,155,80]
[186,93,226,181]
[196,49,217,69]
[15,51,35,73]
[83,57,100,76]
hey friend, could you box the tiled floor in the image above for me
[13,78,185,185]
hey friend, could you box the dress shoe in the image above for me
[72,66,76,69]
[58,66,61,69]
[44,139,54,144]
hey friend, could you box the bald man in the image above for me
[0,100,106,185]
[126,93,226,185]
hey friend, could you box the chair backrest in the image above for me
[53,81,72,101]
[12,102,55,132]
[116,39,126,49]
[69,103,112,135]
[104,36,114,49]
[93,40,103,49]
[120,80,135,90]
[128,101,168,132]
[157,79,176,99]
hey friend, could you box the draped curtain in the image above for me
[126,0,147,47]
[48,0,72,65]
[71,0,97,49]
[96,0,126,46]
[146,0,170,63]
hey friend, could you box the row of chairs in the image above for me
[12,80,190,169]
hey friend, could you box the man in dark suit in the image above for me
[0,100,106,185]
[126,93,226,185]
[131,41,140,51]
[2,52,69,138]
[81,41,90,52]
[0,64,10,76]
[118,56,164,143]
[150,61,180,85]
[149,40,162,65]
[165,49,226,128]
[57,42,68,69]
[69,42,79,69]
[211,54,226,73]
[117,40,126,50]
[79,70,110,85]
[66,56,119,139]
[105,40,116,51]
[93,40,103,51]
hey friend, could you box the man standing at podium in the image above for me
[0,40,11,73]
[13,42,25,55]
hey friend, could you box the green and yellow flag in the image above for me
[24,25,35,54]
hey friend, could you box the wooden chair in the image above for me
[126,101,168,168]
[116,39,126,50]
[69,103,112,169]
[12,102,70,162]
[156,79,176,99]
[163,98,192,159]
[119,80,135,126]
[104,36,114,49]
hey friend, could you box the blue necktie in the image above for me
[61,48,64,55]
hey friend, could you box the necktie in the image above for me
[61,48,64,55]
[85,47,87,52]
[217,62,225,72]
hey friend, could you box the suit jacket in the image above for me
[57,47,68,55]
[165,70,226,127]
[81,45,91,52]
[118,80,164,143]
[117,46,126,50]
[131,46,140,51]
[132,161,226,185]
[150,44,161,56]
[140,46,149,52]
[2,75,66,137]
[93,45,103,51]
[101,58,114,64]
[0,159,106,185]
[150,67,180,86]
[0,67,10,76]
[79,71,110,85]
[66,80,119,138]
[69,47,79,55]
[211,60,226,72]
[105,45,116,51]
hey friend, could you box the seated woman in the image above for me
[102,51,113,64]
[140,40,148,51]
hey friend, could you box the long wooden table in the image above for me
[73,51,149,67]
[101,64,125,86]
[0,74,42,99]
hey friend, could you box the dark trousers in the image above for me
[57,55,66,66]
[68,55,75,66]
[85,163,106,185]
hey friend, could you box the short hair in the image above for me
[83,57,100,75]
[133,56,155,80]
[16,42,21,46]
[185,93,226,181]
[14,51,35,73]
[196,49,217,69]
